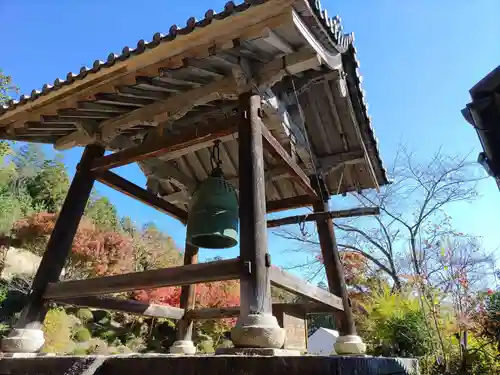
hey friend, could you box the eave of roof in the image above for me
[0,0,389,187]
[463,65,500,184]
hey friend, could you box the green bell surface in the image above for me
[186,168,239,249]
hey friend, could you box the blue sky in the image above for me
[2,0,500,273]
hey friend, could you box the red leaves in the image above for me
[315,251,368,285]
[13,212,135,277]
[133,280,240,327]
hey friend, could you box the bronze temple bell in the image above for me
[186,141,239,249]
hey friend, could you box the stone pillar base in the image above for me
[333,335,367,355]
[231,314,285,349]
[216,347,300,356]
[1,328,45,353]
[169,340,196,355]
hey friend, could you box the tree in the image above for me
[275,147,485,291]
[132,223,182,271]
[0,69,18,105]
[27,157,69,213]
[12,212,135,279]
[85,195,119,231]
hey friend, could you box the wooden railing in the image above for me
[44,259,343,323]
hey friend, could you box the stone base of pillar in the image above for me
[216,347,300,356]
[169,340,197,355]
[333,335,367,355]
[1,328,45,353]
[231,314,286,349]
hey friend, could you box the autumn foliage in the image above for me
[133,280,240,328]
[13,212,134,277]
[315,250,368,285]
[12,212,241,328]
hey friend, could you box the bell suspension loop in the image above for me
[185,139,239,249]
[210,140,223,176]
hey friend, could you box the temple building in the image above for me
[462,65,500,188]
[0,1,418,374]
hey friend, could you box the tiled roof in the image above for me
[0,0,388,186]
[0,0,352,115]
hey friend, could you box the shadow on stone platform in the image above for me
[0,354,419,375]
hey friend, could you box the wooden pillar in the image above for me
[238,91,272,316]
[313,199,357,336]
[231,91,284,349]
[16,145,105,328]
[176,242,199,341]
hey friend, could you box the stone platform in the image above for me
[0,354,419,375]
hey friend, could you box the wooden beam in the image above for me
[260,123,317,198]
[91,116,238,172]
[313,199,356,335]
[55,296,185,320]
[176,242,199,341]
[15,146,105,327]
[237,92,273,320]
[316,150,365,174]
[99,76,239,142]
[265,195,317,213]
[55,130,93,151]
[184,307,240,320]
[269,266,344,310]
[0,3,294,125]
[262,29,294,54]
[44,258,241,300]
[184,302,338,320]
[96,170,188,224]
[266,207,380,228]
[99,48,320,143]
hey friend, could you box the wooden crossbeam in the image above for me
[99,77,239,142]
[260,123,317,198]
[44,258,241,300]
[266,195,318,213]
[185,307,240,320]
[184,302,338,320]
[267,207,380,228]
[96,171,188,224]
[55,296,185,320]
[91,116,238,172]
[269,266,344,310]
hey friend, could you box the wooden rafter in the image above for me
[266,207,380,228]
[260,123,317,198]
[99,76,240,142]
[91,116,238,172]
[316,149,365,174]
[52,48,321,150]
[96,170,188,224]
[0,5,295,126]
[44,258,241,299]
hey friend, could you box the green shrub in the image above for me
[197,340,215,354]
[360,287,434,358]
[75,308,94,323]
[73,327,91,343]
[42,308,73,354]
[72,346,88,355]
[86,338,108,354]
[92,310,111,324]
[126,337,146,352]
[99,329,117,343]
